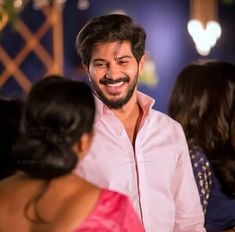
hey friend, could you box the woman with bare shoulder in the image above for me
[0,76,144,232]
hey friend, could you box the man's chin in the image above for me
[105,98,129,109]
[96,88,133,109]
[103,93,125,102]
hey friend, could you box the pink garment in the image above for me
[77,91,206,232]
[73,189,144,232]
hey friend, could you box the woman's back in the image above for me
[0,173,143,232]
[0,173,101,232]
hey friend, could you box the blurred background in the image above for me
[0,0,235,112]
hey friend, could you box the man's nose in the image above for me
[106,64,121,79]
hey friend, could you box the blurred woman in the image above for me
[0,76,144,232]
[168,60,235,232]
[0,97,23,179]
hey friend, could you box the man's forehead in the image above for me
[91,41,132,58]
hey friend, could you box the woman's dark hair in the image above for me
[0,97,23,179]
[168,60,235,198]
[76,14,146,65]
[12,76,95,180]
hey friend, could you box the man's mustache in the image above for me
[99,77,129,85]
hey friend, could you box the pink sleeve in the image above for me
[73,189,144,232]
[122,197,145,232]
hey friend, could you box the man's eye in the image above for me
[94,63,105,67]
[119,60,128,65]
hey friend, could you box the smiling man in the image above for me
[75,14,206,232]
[87,41,140,111]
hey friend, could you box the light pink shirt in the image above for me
[77,91,205,232]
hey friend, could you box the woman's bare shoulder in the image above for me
[48,177,102,232]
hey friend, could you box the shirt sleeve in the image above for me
[172,124,206,232]
[122,196,145,232]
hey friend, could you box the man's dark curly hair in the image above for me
[76,14,146,65]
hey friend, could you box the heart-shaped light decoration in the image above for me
[187,19,221,56]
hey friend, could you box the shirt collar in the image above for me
[94,91,155,122]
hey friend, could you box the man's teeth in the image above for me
[107,82,123,87]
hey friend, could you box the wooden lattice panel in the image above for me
[0,1,63,96]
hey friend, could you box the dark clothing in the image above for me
[190,147,212,213]
[205,172,235,232]
[190,147,235,232]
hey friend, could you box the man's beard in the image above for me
[91,73,138,109]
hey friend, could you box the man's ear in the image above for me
[138,54,146,76]
[82,63,89,73]
[82,64,91,82]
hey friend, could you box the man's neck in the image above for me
[112,93,139,122]
[111,93,143,144]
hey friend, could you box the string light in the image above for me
[188,0,221,56]
[77,0,89,10]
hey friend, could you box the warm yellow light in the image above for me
[0,6,8,31]
[14,0,23,8]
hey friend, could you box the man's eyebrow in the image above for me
[115,55,133,60]
[92,58,106,62]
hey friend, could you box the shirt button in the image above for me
[119,131,124,136]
